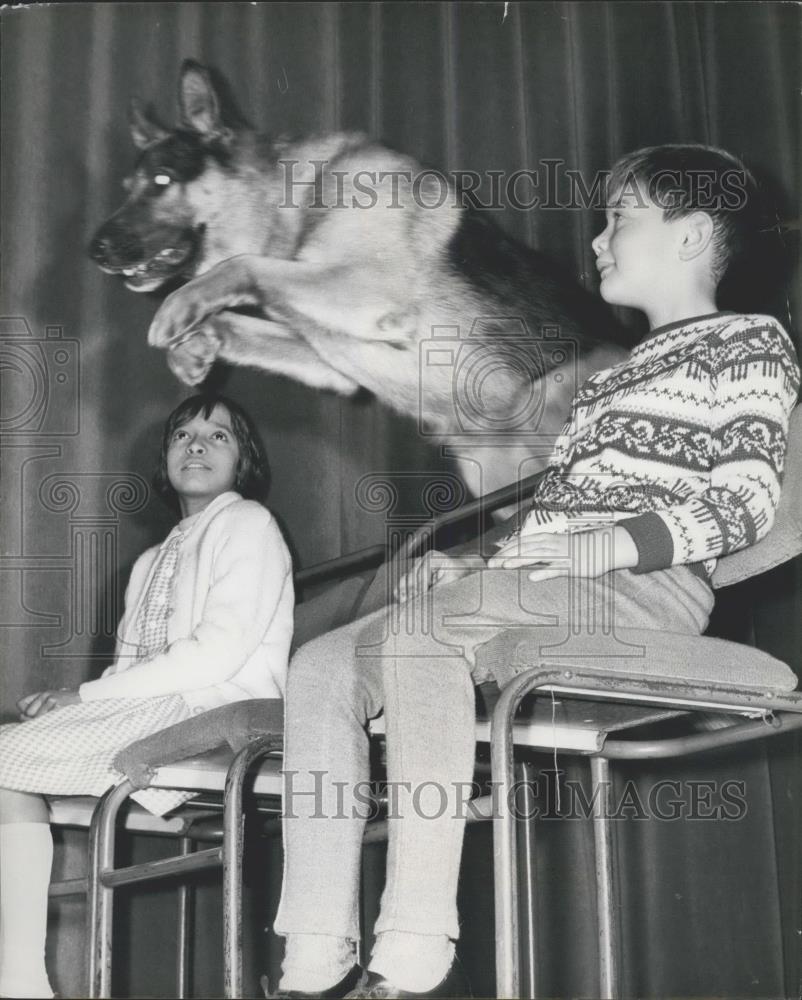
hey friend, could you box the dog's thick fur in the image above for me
[90,61,629,496]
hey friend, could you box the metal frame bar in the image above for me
[491,667,802,998]
[87,780,133,998]
[176,836,194,999]
[293,470,547,595]
[514,761,538,1000]
[590,757,617,999]
[222,736,283,998]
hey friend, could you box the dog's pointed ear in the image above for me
[179,60,233,143]
[128,99,169,149]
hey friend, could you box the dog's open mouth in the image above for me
[105,229,203,292]
[120,246,191,287]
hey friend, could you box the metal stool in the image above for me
[88,738,284,998]
[488,650,802,998]
[486,405,802,997]
[49,734,283,999]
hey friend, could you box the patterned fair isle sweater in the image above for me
[520,312,800,577]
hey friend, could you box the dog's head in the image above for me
[88,61,245,293]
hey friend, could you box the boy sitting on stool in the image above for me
[270,145,800,999]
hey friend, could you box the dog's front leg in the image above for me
[244,256,418,343]
[212,312,361,393]
[149,254,417,349]
[148,255,262,350]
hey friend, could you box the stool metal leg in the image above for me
[590,756,619,999]
[86,780,136,998]
[492,671,547,998]
[176,836,195,998]
[223,736,283,999]
[491,668,568,998]
[515,761,538,1000]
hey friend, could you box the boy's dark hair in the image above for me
[153,394,270,512]
[607,144,764,284]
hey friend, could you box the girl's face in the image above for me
[166,403,241,517]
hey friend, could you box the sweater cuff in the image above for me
[618,512,675,573]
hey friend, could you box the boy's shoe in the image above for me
[261,965,363,999]
[343,958,472,999]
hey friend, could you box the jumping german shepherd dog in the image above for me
[90,61,629,497]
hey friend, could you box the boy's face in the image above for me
[592,181,688,316]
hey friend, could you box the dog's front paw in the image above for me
[148,259,258,348]
[148,282,217,349]
[165,329,221,386]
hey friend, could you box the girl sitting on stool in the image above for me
[0,394,294,999]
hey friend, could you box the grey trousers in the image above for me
[274,564,713,943]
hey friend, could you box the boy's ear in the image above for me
[678,212,715,261]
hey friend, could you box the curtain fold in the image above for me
[1,2,800,996]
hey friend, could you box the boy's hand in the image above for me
[394,551,483,603]
[18,688,81,721]
[487,527,638,582]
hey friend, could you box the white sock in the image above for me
[369,931,454,992]
[0,823,55,999]
[279,933,356,992]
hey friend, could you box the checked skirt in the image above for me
[0,528,201,816]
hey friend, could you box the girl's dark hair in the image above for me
[153,394,270,511]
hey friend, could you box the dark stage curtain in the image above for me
[1,3,800,997]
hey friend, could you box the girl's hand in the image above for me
[17,688,81,721]
[487,527,638,582]
[394,551,483,603]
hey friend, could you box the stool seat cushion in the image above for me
[113,698,283,789]
[476,626,798,692]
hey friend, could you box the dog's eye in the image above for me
[153,173,173,187]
